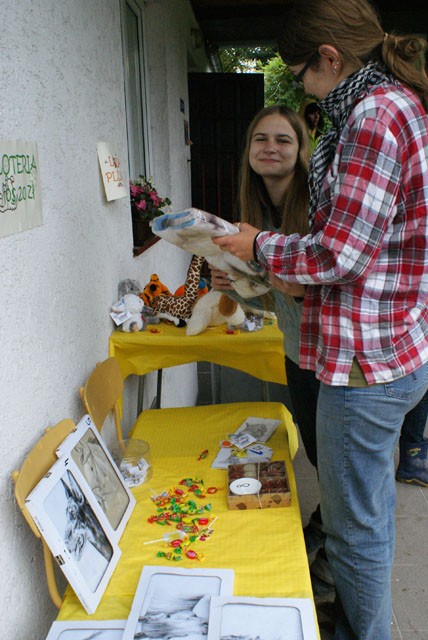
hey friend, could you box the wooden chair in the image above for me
[79,357,124,441]
[11,419,76,608]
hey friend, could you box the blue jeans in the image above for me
[316,362,428,640]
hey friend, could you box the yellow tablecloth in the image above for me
[109,322,286,385]
[58,402,315,626]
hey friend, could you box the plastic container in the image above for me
[110,439,152,487]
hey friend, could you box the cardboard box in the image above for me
[227,460,291,510]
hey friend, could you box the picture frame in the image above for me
[207,596,318,640]
[122,565,235,640]
[45,619,126,640]
[56,414,136,541]
[26,455,122,614]
[233,417,281,443]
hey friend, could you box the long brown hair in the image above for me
[277,0,428,111]
[239,105,310,236]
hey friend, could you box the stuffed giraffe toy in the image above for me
[140,254,207,327]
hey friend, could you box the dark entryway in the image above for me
[188,72,264,223]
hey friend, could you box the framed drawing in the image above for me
[56,414,136,541]
[45,619,126,639]
[26,455,121,614]
[233,417,281,443]
[207,596,318,640]
[122,566,235,640]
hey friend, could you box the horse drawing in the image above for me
[61,470,112,562]
[73,433,125,529]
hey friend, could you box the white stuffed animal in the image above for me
[186,290,246,336]
[111,293,159,332]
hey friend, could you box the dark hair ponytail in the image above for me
[278,0,428,111]
[382,34,428,110]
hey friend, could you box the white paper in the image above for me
[0,140,43,238]
[151,208,271,298]
[233,417,281,443]
[97,141,127,201]
[207,596,318,640]
[123,566,234,640]
[211,443,273,469]
[45,619,126,640]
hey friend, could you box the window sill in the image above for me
[133,235,160,257]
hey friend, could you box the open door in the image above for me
[188,72,264,223]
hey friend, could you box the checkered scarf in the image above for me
[308,62,393,227]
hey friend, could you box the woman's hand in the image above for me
[269,273,306,298]
[212,222,261,262]
[208,265,234,290]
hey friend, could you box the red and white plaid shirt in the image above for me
[255,84,428,385]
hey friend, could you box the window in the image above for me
[121,0,155,253]
[121,0,150,179]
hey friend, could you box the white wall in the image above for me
[1,1,209,637]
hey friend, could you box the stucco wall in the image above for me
[1,1,209,637]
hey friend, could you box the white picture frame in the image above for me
[207,596,318,640]
[45,619,126,640]
[26,455,122,614]
[123,565,235,640]
[56,414,136,541]
[233,417,281,443]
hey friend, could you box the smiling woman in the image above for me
[239,105,309,236]
[209,105,324,584]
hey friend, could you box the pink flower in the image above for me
[130,177,170,220]
[134,199,147,211]
[130,183,143,198]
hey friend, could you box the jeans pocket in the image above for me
[384,362,428,400]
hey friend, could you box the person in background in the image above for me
[300,99,324,153]
[210,105,317,466]
[208,103,326,556]
[212,1,428,638]
[396,390,428,486]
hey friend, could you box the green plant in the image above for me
[130,176,171,221]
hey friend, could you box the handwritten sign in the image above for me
[97,142,127,202]
[0,140,43,238]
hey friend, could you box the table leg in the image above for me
[261,380,270,402]
[210,363,222,404]
[137,370,163,411]
[155,369,162,409]
[137,376,145,414]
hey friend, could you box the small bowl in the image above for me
[110,439,152,487]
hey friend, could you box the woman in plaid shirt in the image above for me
[213,1,428,638]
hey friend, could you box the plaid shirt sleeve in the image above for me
[254,90,428,385]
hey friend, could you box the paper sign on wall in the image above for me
[0,140,43,239]
[97,142,128,201]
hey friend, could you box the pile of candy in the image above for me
[146,477,220,562]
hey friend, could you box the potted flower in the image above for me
[130,176,171,250]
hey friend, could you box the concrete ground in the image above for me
[197,363,428,640]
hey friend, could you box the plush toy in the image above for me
[174,276,209,299]
[186,290,246,336]
[111,293,160,332]
[140,275,172,307]
[140,255,206,327]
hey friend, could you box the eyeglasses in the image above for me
[294,54,317,85]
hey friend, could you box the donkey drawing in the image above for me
[61,470,112,562]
